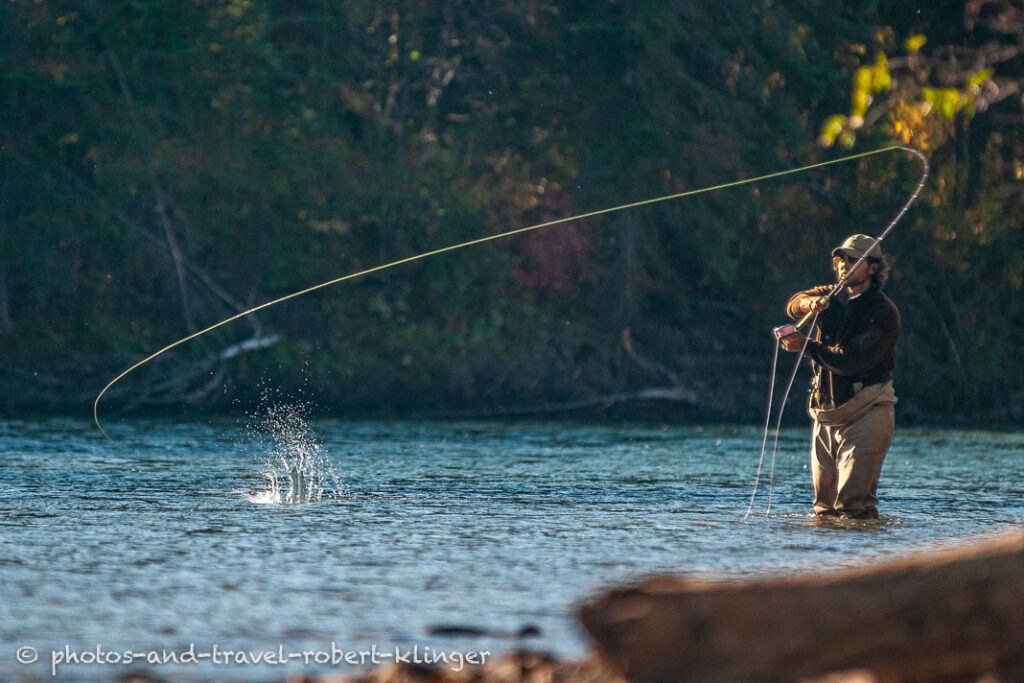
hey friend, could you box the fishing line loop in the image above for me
[765,314,819,517]
[94,145,926,438]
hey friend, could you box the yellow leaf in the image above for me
[870,56,891,92]
[818,114,847,147]
[968,67,994,91]
[852,90,868,115]
[873,69,891,91]
[905,34,927,52]
[854,66,872,91]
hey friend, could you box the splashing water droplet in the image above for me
[244,392,343,504]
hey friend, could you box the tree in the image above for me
[819,0,1024,419]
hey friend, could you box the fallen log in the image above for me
[579,528,1024,683]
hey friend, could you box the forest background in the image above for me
[2,0,1022,425]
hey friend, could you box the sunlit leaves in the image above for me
[818,114,847,146]
[890,101,938,147]
[921,87,973,118]
[820,51,893,146]
[820,28,1005,150]
[967,67,995,92]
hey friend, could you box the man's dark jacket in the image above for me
[787,285,901,410]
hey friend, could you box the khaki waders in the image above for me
[808,381,896,519]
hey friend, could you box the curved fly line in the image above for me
[94,145,928,438]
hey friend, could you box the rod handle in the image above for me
[796,309,816,329]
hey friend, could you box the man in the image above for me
[779,234,901,519]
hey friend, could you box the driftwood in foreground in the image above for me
[580,529,1024,683]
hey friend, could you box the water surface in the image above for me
[2,417,1021,680]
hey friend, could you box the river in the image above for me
[2,414,1022,680]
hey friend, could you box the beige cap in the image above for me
[832,234,883,262]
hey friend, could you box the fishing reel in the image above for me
[773,301,823,341]
[772,324,799,341]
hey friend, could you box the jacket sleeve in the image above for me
[805,301,900,377]
[786,285,832,320]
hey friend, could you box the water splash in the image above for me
[245,397,343,504]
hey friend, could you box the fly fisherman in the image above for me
[779,234,901,519]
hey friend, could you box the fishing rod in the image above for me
[94,145,926,438]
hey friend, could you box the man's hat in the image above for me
[832,234,883,262]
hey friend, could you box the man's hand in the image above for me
[805,296,830,315]
[780,332,808,352]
